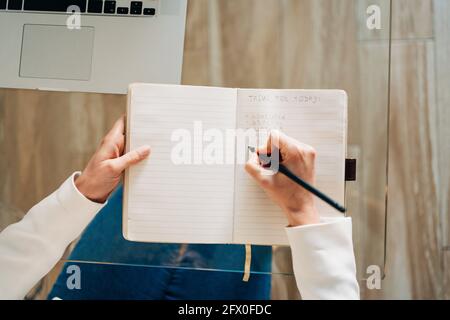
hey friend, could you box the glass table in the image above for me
[54,0,392,299]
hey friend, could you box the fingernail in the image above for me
[138,145,151,157]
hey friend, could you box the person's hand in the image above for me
[245,131,319,227]
[75,116,151,203]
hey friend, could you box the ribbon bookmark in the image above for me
[242,244,252,282]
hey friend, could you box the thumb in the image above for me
[265,130,290,153]
[245,152,273,185]
[245,153,262,180]
[108,145,151,173]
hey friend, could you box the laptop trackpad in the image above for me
[20,25,94,81]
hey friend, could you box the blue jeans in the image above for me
[48,186,272,299]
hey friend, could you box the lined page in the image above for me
[233,89,347,245]
[124,84,237,244]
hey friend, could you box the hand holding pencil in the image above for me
[245,131,327,227]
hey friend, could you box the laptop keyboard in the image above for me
[0,0,157,16]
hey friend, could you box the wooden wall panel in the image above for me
[433,0,450,248]
[392,0,434,39]
[383,41,443,299]
[217,0,282,88]
[181,0,211,85]
[354,42,390,288]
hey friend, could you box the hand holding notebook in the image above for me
[123,83,348,246]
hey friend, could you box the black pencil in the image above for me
[248,146,346,213]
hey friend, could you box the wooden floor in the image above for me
[0,0,449,299]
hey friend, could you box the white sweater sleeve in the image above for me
[0,173,105,300]
[286,217,360,300]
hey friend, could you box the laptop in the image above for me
[0,0,187,94]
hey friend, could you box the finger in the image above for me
[105,115,126,142]
[262,130,300,162]
[245,152,274,184]
[255,130,285,156]
[265,130,290,152]
[98,115,126,157]
[108,145,151,174]
[245,153,263,180]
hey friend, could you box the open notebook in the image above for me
[123,83,347,246]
